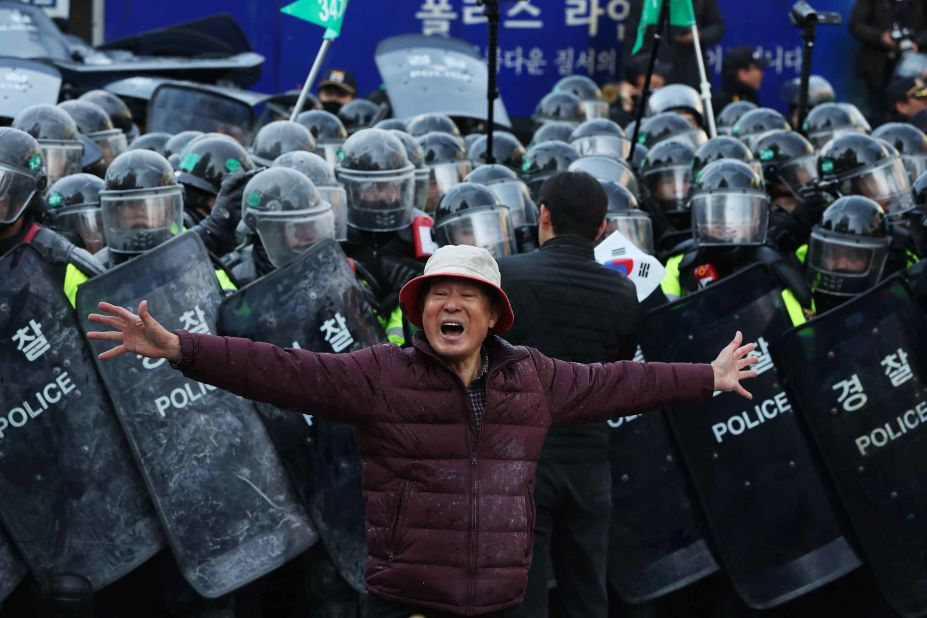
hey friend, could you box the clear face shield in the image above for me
[581,100,610,120]
[643,166,690,213]
[0,162,39,225]
[52,207,106,253]
[809,127,867,149]
[571,135,632,160]
[485,178,535,227]
[41,140,83,185]
[337,163,415,232]
[413,166,429,213]
[254,205,336,268]
[433,208,517,259]
[426,161,471,213]
[100,186,184,254]
[841,158,914,216]
[675,128,709,150]
[317,140,345,172]
[90,129,129,167]
[806,229,889,296]
[316,185,348,242]
[691,191,770,246]
[777,154,818,194]
[604,211,655,254]
[902,154,927,183]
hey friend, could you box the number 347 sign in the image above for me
[281,0,349,38]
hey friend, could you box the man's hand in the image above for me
[675,31,694,45]
[881,30,897,50]
[87,301,181,363]
[711,330,759,400]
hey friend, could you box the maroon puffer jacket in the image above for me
[174,330,713,615]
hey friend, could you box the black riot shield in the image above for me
[640,263,861,609]
[217,239,385,592]
[775,276,927,617]
[0,245,163,590]
[608,347,718,603]
[0,529,26,603]
[0,57,62,122]
[76,233,316,599]
[375,34,512,126]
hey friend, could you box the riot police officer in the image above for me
[529,121,577,147]
[432,182,517,259]
[803,102,871,149]
[43,173,107,254]
[732,107,791,151]
[638,112,708,150]
[568,156,639,196]
[406,112,463,143]
[79,89,138,141]
[600,180,654,255]
[58,100,127,171]
[522,140,580,201]
[533,91,585,128]
[176,136,255,226]
[273,150,349,242]
[569,119,631,160]
[871,122,927,182]
[337,98,380,135]
[296,110,348,170]
[249,120,316,167]
[127,132,172,154]
[163,131,204,169]
[715,100,758,137]
[553,74,610,119]
[467,131,527,171]
[12,104,84,186]
[691,135,762,180]
[416,131,471,212]
[647,84,705,128]
[388,130,431,215]
[639,138,696,249]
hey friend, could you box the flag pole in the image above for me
[689,24,717,137]
[628,0,671,164]
[290,37,335,122]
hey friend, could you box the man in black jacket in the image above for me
[499,172,642,618]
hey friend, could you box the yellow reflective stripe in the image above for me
[214,269,237,292]
[781,289,806,326]
[795,244,808,264]
[64,263,89,309]
[661,254,683,298]
[385,306,405,346]
[908,250,920,269]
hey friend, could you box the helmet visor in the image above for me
[92,130,128,166]
[317,185,348,242]
[777,154,818,193]
[902,154,927,183]
[100,187,183,254]
[691,192,770,246]
[413,167,429,213]
[487,179,534,227]
[41,142,83,185]
[427,161,471,212]
[317,141,345,172]
[605,211,654,254]
[581,101,610,120]
[255,207,336,268]
[53,207,106,253]
[643,166,690,213]
[572,135,632,160]
[807,229,889,296]
[842,158,914,216]
[0,162,39,225]
[434,209,517,259]
[337,165,415,232]
[676,128,709,150]
[809,127,866,149]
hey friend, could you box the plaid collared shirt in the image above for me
[467,348,490,439]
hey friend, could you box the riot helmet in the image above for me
[628,143,649,172]
[817,133,913,216]
[273,151,348,242]
[406,113,462,140]
[335,128,415,232]
[374,118,408,132]
[58,100,127,167]
[128,132,172,153]
[176,136,255,216]
[640,138,696,216]
[913,170,927,210]
[432,182,516,258]
[0,127,46,225]
[242,167,334,268]
[417,131,471,212]
[568,155,639,196]
[162,131,204,160]
[806,196,889,299]
[44,173,106,252]
[250,120,316,167]
[871,122,927,182]
[100,150,183,256]
[715,100,758,137]
[780,75,836,109]
[389,129,430,214]
[803,102,870,149]
[296,110,348,170]
[553,75,609,119]
[569,119,631,160]
[533,91,585,127]
[753,130,818,201]
[467,132,526,171]
[337,99,380,135]
[530,121,576,146]
[732,107,791,150]
[12,104,83,185]
[647,84,705,128]
[79,90,136,139]
[691,136,762,179]
[600,180,653,253]
[689,159,770,247]
[521,140,580,200]
[465,163,536,228]
[638,112,707,150]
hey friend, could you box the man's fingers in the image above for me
[87,314,125,330]
[98,344,126,361]
[138,300,154,326]
[736,384,753,400]
[739,369,759,380]
[87,330,123,342]
[734,342,756,359]
[737,356,758,370]
[99,302,137,323]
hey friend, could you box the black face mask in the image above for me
[322,100,343,115]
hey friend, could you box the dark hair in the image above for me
[537,171,607,240]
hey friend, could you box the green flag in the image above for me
[281,0,348,38]
[630,0,696,55]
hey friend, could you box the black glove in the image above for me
[767,190,832,254]
[192,168,261,257]
[378,254,424,309]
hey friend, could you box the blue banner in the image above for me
[105,0,860,120]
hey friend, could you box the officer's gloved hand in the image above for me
[379,254,425,308]
[768,190,832,254]
[193,168,261,257]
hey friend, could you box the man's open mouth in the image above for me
[440,320,465,336]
